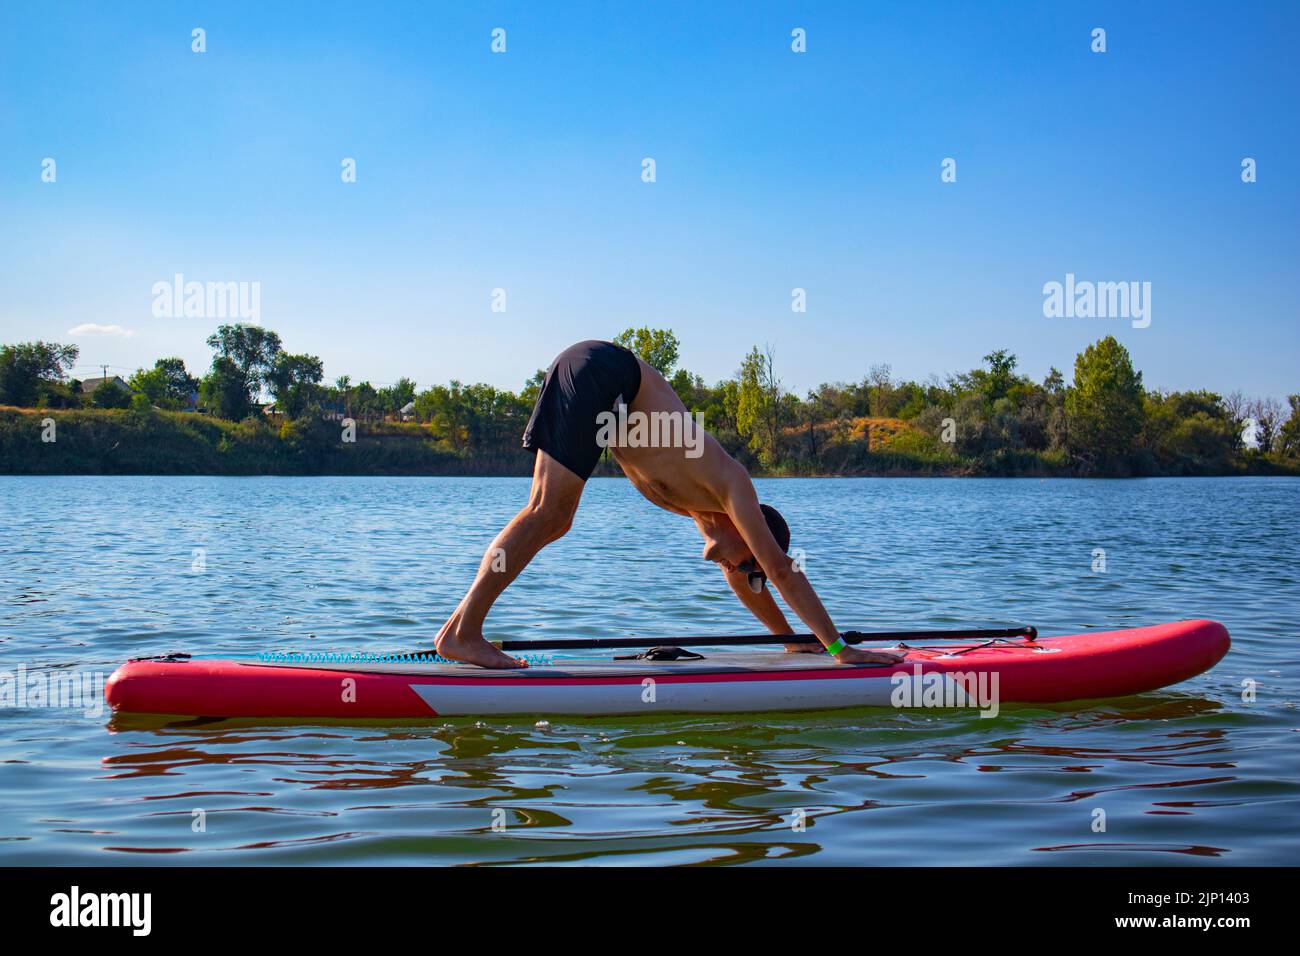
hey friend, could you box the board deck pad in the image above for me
[245,649,897,677]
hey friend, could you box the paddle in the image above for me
[491,626,1036,652]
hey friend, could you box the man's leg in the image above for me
[434,449,585,668]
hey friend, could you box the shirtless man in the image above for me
[435,339,905,670]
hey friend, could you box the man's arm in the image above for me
[722,564,790,633]
[722,475,902,665]
[722,566,830,654]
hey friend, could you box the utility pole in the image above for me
[100,364,109,382]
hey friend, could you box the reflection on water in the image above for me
[1,476,1297,864]
[76,694,1271,865]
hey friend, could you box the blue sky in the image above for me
[2,1,1296,399]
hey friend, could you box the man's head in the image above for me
[758,503,790,552]
[698,503,790,593]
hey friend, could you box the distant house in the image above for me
[400,400,416,422]
[78,375,133,396]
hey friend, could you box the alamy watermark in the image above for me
[152,273,261,324]
[50,886,151,936]
[1,665,107,718]
[891,665,1001,718]
[1043,273,1150,329]
[596,403,706,458]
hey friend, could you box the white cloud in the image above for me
[68,323,135,338]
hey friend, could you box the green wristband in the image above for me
[825,636,847,656]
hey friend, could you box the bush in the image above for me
[91,380,133,409]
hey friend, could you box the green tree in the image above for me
[128,357,197,409]
[91,379,132,409]
[668,368,708,412]
[520,369,546,407]
[716,378,741,436]
[415,382,469,448]
[127,366,171,407]
[1065,336,1145,473]
[893,382,927,419]
[334,375,354,417]
[204,324,283,415]
[735,345,784,468]
[200,356,256,420]
[1142,391,1237,474]
[352,381,380,422]
[0,341,79,406]
[1278,395,1300,458]
[155,357,199,405]
[381,377,417,418]
[461,383,529,452]
[964,349,1020,405]
[267,353,325,419]
[614,327,680,376]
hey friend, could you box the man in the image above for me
[435,339,904,670]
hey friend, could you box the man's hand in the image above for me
[833,645,906,666]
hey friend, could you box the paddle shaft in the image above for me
[493,626,1036,652]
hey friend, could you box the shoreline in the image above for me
[3,406,1297,479]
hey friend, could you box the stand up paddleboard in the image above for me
[104,620,1230,719]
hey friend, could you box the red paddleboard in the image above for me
[105,619,1230,720]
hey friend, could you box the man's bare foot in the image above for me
[435,623,528,669]
[833,645,907,666]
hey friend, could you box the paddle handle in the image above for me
[492,626,1036,652]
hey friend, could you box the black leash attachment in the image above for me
[614,646,706,661]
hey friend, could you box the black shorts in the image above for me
[522,340,643,481]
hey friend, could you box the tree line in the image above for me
[1,326,1297,477]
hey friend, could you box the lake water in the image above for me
[1,475,1296,865]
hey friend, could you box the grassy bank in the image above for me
[765,415,1068,477]
[0,406,532,476]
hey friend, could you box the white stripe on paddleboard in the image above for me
[408,672,984,715]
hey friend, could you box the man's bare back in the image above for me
[612,355,742,517]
